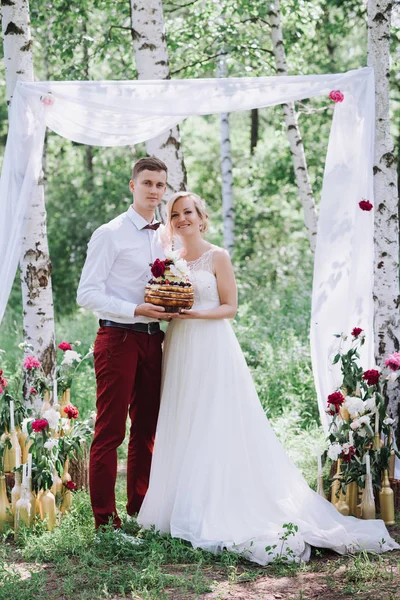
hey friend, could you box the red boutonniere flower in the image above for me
[351,327,363,338]
[64,404,79,419]
[359,199,373,212]
[151,258,166,278]
[32,418,49,433]
[329,90,344,103]
[362,369,380,386]
[58,341,72,351]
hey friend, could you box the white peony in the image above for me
[175,258,190,277]
[327,443,342,461]
[44,438,58,452]
[345,396,365,417]
[350,419,361,430]
[42,408,60,430]
[364,396,376,412]
[61,350,81,366]
[383,417,395,425]
[359,415,371,426]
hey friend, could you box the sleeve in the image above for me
[76,227,137,319]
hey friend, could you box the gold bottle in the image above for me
[0,475,13,532]
[60,388,71,417]
[346,481,358,517]
[11,470,22,515]
[330,459,342,506]
[361,474,376,520]
[38,489,57,531]
[51,469,63,500]
[379,470,395,525]
[336,488,350,516]
[3,430,20,473]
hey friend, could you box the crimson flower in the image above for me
[31,419,49,433]
[0,369,2,375]
[342,446,356,463]
[58,341,72,351]
[64,404,79,419]
[30,387,38,395]
[0,376,7,389]
[66,480,77,490]
[385,352,400,372]
[359,200,373,212]
[329,90,344,103]
[327,391,345,411]
[362,369,381,386]
[151,258,166,278]
[24,355,41,370]
[351,327,363,338]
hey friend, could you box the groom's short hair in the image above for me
[132,157,168,180]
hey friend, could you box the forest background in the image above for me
[0,0,400,480]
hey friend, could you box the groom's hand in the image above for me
[135,303,167,320]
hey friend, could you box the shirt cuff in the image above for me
[119,300,138,319]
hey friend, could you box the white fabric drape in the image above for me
[0,67,375,428]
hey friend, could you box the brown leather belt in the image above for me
[99,319,160,335]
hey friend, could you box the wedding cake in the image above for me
[145,251,194,313]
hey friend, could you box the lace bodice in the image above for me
[187,248,220,310]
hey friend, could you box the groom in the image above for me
[77,157,168,529]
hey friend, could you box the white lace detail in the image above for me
[187,249,220,309]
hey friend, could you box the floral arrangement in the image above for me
[326,328,399,495]
[149,249,190,284]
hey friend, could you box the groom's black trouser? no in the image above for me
[90,325,163,529]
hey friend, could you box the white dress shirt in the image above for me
[77,206,165,323]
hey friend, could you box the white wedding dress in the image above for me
[138,249,399,565]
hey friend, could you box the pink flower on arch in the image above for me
[351,327,363,338]
[359,199,373,212]
[385,352,400,372]
[329,90,344,103]
[23,355,41,370]
[41,94,55,107]
[58,341,72,351]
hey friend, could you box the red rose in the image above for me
[362,369,381,386]
[342,446,355,463]
[66,480,77,490]
[30,387,38,395]
[64,404,79,419]
[151,258,166,278]
[58,341,72,351]
[31,418,49,433]
[359,200,373,212]
[351,327,363,338]
[329,90,344,103]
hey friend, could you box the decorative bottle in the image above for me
[361,454,376,520]
[0,475,13,532]
[379,470,395,525]
[38,489,57,531]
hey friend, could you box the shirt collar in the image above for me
[127,205,159,230]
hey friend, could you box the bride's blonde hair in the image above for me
[164,191,209,245]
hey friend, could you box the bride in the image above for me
[137,191,399,565]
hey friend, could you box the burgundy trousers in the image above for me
[90,325,163,529]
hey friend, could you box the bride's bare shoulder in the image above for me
[210,245,232,266]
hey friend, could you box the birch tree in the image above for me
[267,0,318,252]
[130,0,186,210]
[367,0,400,426]
[1,0,55,377]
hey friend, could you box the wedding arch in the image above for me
[0,67,375,429]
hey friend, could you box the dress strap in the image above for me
[187,248,214,274]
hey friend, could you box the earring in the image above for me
[171,235,175,251]
[199,224,203,232]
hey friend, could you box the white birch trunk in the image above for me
[367,0,400,426]
[217,53,234,256]
[1,0,55,376]
[130,0,186,216]
[268,0,318,252]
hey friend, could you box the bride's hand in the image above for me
[165,309,200,319]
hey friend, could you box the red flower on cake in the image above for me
[64,404,79,419]
[362,369,381,386]
[329,90,344,103]
[385,352,400,372]
[24,355,41,370]
[66,480,77,490]
[359,199,373,212]
[151,258,166,278]
[351,327,363,338]
[58,341,72,351]
[31,418,49,433]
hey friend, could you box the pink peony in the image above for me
[359,199,373,212]
[351,327,363,338]
[31,418,49,433]
[385,352,400,372]
[24,355,41,370]
[58,341,72,351]
[329,90,344,103]
[0,376,7,389]
[41,94,55,107]
[362,369,381,386]
[30,387,38,395]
